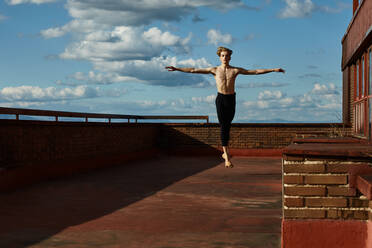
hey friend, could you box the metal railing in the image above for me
[0,107,209,123]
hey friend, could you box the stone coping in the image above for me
[284,141,372,159]
[356,175,372,200]
[293,137,363,144]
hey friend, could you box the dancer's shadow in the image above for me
[0,155,222,248]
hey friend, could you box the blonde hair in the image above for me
[217,46,233,57]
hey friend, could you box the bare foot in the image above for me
[222,153,233,168]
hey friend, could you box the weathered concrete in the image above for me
[0,156,282,248]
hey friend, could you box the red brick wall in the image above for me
[283,159,370,220]
[0,120,351,191]
[1,121,350,168]
[160,123,350,150]
[0,120,159,168]
[281,143,372,248]
[342,0,372,69]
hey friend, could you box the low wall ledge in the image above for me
[283,142,372,161]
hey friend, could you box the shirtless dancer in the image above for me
[166,47,285,168]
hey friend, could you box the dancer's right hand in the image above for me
[165,66,177,71]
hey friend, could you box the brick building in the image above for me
[342,0,372,141]
[282,1,372,247]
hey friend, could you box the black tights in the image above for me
[215,92,236,147]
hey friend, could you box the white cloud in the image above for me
[66,71,138,85]
[318,2,350,14]
[207,29,233,45]
[278,97,295,106]
[41,27,66,39]
[243,83,340,111]
[192,94,216,104]
[241,87,341,122]
[311,83,339,95]
[92,56,213,87]
[56,56,213,87]
[143,27,189,47]
[257,100,270,109]
[138,99,168,108]
[59,26,191,62]
[278,0,315,18]
[0,85,99,102]
[278,0,349,19]
[6,0,57,5]
[37,0,252,89]
[62,0,246,27]
[258,90,284,100]
[41,20,106,39]
[237,82,290,88]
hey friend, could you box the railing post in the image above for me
[55,116,58,122]
[16,114,19,120]
[85,117,88,122]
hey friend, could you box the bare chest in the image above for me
[215,67,237,83]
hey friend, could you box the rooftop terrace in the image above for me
[2,107,372,248]
[0,155,282,248]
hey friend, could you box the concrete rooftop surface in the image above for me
[0,155,282,248]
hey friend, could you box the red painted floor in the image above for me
[0,156,282,248]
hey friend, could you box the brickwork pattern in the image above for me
[160,124,346,149]
[342,0,372,68]
[0,121,159,167]
[283,159,371,220]
[0,120,352,173]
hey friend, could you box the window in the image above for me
[369,49,371,96]
[356,61,360,99]
[352,49,372,139]
[370,99,372,139]
[356,104,359,133]
[362,56,365,97]
[369,49,372,139]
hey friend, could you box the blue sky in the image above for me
[0,0,352,123]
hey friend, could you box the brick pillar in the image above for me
[283,159,369,220]
[282,156,372,248]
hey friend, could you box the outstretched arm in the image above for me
[165,66,215,75]
[238,67,285,75]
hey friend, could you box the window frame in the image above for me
[352,46,372,139]
[362,55,365,97]
[356,59,360,100]
[369,48,372,139]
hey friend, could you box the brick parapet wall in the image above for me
[0,120,353,191]
[0,120,160,168]
[0,120,352,168]
[283,158,372,221]
[160,123,350,150]
[0,120,352,172]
